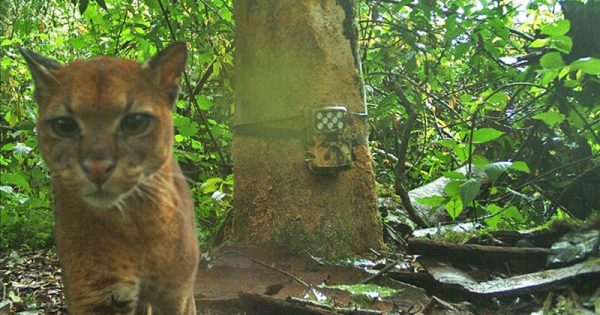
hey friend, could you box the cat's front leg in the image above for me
[150,291,196,315]
[66,279,141,315]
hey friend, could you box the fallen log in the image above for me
[408,239,551,273]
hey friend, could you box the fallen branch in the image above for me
[408,239,551,273]
[359,261,398,284]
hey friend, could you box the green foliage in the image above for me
[1,0,234,249]
[361,0,599,227]
[1,0,598,249]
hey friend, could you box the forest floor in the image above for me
[1,218,599,314]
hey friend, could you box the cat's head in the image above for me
[21,43,188,209]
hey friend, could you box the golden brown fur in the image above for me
[21,43,198,314]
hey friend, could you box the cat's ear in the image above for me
[19,49,62,99]
[143,42,188,104]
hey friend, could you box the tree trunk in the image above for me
[227,0,382,258]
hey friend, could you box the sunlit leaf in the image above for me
[532,111,565,128]
[540,52,565,69]
[484,161,512,183]
[472,128,504,144]
[540,19,570,36]
[459,178,481,207]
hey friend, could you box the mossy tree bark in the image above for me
[228,0,383,258]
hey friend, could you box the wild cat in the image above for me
[21,42,199,314]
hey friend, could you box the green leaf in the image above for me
[511,161,531,173]
[540,19,570,36]
[472,128,504,144]
[196,95,212,110]
[174,116,199,137]
[1,173,31,192]
[503,206,524,222]
[471,155,490,169]
[444,197,463,220]
[200,177,223,194]
[459,178,481,207]
[328,284,398,298]
[485,204,503,228]
[550,36,572,54]
[487,91,508,108]
[483,161,512,183]
[532,111,565,128]
[540,52,565,69]
[444,180,461,197]
[529,38,549,49]
[415,196,445,207]
[570,57,600,75]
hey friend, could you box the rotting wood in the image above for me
[408,239,551,272]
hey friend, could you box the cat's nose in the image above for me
[81,158,115,186]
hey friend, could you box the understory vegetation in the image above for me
[1,0,598,250]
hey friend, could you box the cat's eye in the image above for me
[120,113,152,135]
[49,117,79,137]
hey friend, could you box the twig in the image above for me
[386,78,430,228]
[286,296,384,315]
[359,261,397,284]
[218,251,310,288]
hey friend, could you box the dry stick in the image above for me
[157,0,230,176]
[219,251,310,288]
[359,261,398,284]
[386,79,429,228]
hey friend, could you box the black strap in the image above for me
[231,124,304,138]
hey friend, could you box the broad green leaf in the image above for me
[532,111,565,128]
[415,196,445,207]
[200,177,223,194]
[1,173,31,192]
[541,69,559,85]
[550,36,572,54]
[472,155,490,169]
[444,180,461,197]
[197,95,212,110]
[503,206,524,222]
[484,161,512,183]
[485,204,503,228]
[174,116,199,137]
[444,197,463,220]
[487,91,508,108]
[568,110,585,129]
[472,128,504,144]
[540,52,565,69]
[459,178,481,207]
[570,57,600,75]
[511,161,531,173]
[454,143,470,162]
[540,20,570,36]
[529,38,549,49]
